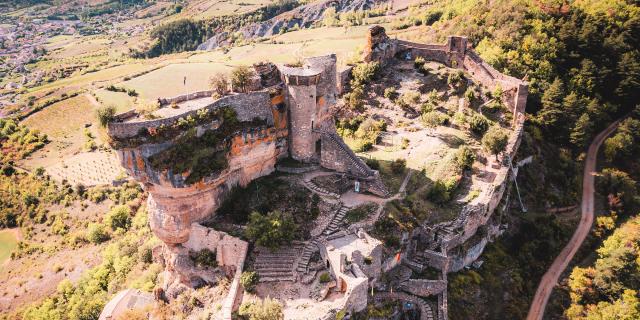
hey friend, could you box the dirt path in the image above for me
[527,118,624,320]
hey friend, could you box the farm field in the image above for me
[0,230,18,269]
[182,0,277,19]
[93,89,138,112]
[19,94,106,170]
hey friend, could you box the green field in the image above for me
[0,230,18,268]
[120,62,232,99]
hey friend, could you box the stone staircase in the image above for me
[318,131,374,177]
[295,239,320,274]
[323,205,350,235]
[403,252,427,272]
[253,244,302,282]
[303,178,340,199]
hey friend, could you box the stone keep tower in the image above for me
[280,54,338,162]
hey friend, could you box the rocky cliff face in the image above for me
[197,0,385,50]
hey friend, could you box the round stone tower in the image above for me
[280,66,322,162]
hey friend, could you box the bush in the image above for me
[210,73,229,96]
[87,223,109,244]
[383,87,397,100]
[238,297,284,320]
[245,210,297,249]
[426,180,451,204]
[351,61,380,86]
[390,159,406,174]
[366,158,380,170]
[455,146,475,170]
[96,105,116,127]
[190,248,218,268]
[414,56,426,69]
[422,111,449,129]
[345,86,365,111]
[105,205,131,231]
[319,272,331,283]
[241,271,259,293]
[469,113,489,135]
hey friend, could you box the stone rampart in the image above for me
[158,90,215,106]
[400,279,447,297]
[108,92,272,139]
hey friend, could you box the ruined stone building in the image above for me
[105,53,389,317]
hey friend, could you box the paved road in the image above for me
[527,118,624,320]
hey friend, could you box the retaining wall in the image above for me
[108,92,272,139]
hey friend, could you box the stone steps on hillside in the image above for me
[296,239,320,274]
[303,179,340,198]
[323,205,350,235]
[254,245,302,282]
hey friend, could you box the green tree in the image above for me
[245,210,297,249]
[105,205,131,231]
[86,223,109,244]
[231,66,255,93]
[482,125,509,160]
[96,105,116,127]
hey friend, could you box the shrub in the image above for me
[414,56,426,69]
[390,158,406,174]
[210,73,229,96]
[105,205,131,231]
[319,272,331,283]
[469,113,489,135]
[190,248,218,268]
[96,105,116,127]
[351,61,380,86]
[426,180,451,204]
[383,87,397,100]
[401,138,410,149]
[87,223,109,244]
[422,111,449,129]
[366,158,380,170]
[345,86,365,111]
[245,210,297,249]
[397,91,421,108]
[241,271,259,293]
[455,146,475,170]
[482,125,509,160]
[238,297,284,320]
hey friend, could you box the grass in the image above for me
[120,63,233,99]
[22,94,96,138]
[93,89,137,112]
[0,230,19,269]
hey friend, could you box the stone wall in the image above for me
[158,90,215,106]
[401,279,447,297]
[108,92,273,139]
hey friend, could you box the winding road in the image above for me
[527,118,624,320]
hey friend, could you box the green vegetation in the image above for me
[566,215,640,320]
[0,230,18,267]
[238,297,284,320]
[245,210,297,250]
[20,209,159,320]
[138,0,302,57]
[319,272,331,283]
[0,119,48,162]
[449,212,574,319]
[95,105,116,128]
[344,203,377,223]
[104,205,131,231]
[190,249,218,268]
[240,271,259,293]
[230,66,255,93]
[482,125,509,160]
